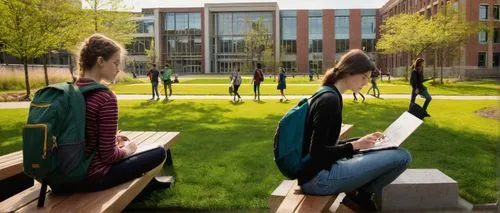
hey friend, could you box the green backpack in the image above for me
[23,82,107,207]
[162,68,172,80]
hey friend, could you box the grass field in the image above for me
[0,99,498,210]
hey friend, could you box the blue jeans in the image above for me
[300,148,411,200]
[253,83,261,98]
[410,87,432,111]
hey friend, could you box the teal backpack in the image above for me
[273,86,336,179]
[23,82,107,207]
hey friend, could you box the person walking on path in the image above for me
[230,68,242,103]
[277,67,288,102]
[251,63,265,101]
[161,64,173,100]
[147,64,160,101]
[366,69,381,98]
[353,91,365,103]
[410,58,432,117]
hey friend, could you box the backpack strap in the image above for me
[308,86,338,104]
[78,82,108,94]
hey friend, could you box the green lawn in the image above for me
[109,79,499,96]
[0,99,498,210]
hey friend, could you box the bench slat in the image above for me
[276,182,305,213]
[1,131,179,212]
[269,180,296,213]
[122,131,144,141]
[17,162,164,213]
[0,182,45,212]
[295,195,337,213]
[157,132,180,150]
[132,131,161,146]
[0,151,22,163]
[0,158,23,180]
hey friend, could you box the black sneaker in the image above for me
[341,192,379,212]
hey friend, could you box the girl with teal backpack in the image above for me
[274,49,412,212]
[23,34,167,206]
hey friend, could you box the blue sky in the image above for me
[117,0,391,12]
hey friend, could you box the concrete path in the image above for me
[0,94,498,109]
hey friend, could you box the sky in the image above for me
[116,0,391,12]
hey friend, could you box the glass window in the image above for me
[494,28,500,43]
[176,13,188,33]
[280,10,297,17]
[493,52,500,67]
[166,13,175,31]
[136,20,154,33]
[126,37,152,55]
[480,5,489,20]
[362,39,375,52]
[494,5,500,20]
[309,10,323,17]
[361,16,376,39]
[479,30,488,43]
[281,17,296,39]
[361,9,376,16]
[335,16,350,39]
[478,52,487,67]
[189,13,201,31]
[336,39,349,53]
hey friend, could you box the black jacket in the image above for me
[410,70,424,90]
[297,85,357,185]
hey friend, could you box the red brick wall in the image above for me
[349,9,361,50]
[296,10,309,73]
[323,9,335,69]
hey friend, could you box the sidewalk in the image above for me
[0,94,498,109]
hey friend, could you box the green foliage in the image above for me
[244,17,274,70]
[81,0,136,45]
[377,13,433,56]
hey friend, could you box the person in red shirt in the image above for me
[251,63,265,101]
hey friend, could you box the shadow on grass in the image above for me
[0,100,497,210]
[119,101,497,211]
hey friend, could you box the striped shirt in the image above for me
[76,78,126,180]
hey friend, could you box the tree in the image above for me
[38,0,86,85]
[244,17,273,73]
[82,0,136,45]
[144,38,156,66]
[377,13,434,80]
[0,0,59,98]
[431,2,480,84]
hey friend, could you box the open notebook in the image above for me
[360,112,423,152]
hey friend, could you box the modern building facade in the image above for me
[3,0,497,75]
[379,0,500,74]
[133,1,380,74]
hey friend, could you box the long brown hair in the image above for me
[411,58,424,72]
[322,49,375,86]
[76,34,124,77]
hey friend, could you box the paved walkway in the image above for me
[0,94,498,109]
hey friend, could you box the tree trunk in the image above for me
[94,1,98,32]
[23,59,31,100]
[433,50,437,83]
[43,54,49,86]
[440,52,445,84]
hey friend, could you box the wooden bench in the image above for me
[269,124,354,213]
[0,131,180,213]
